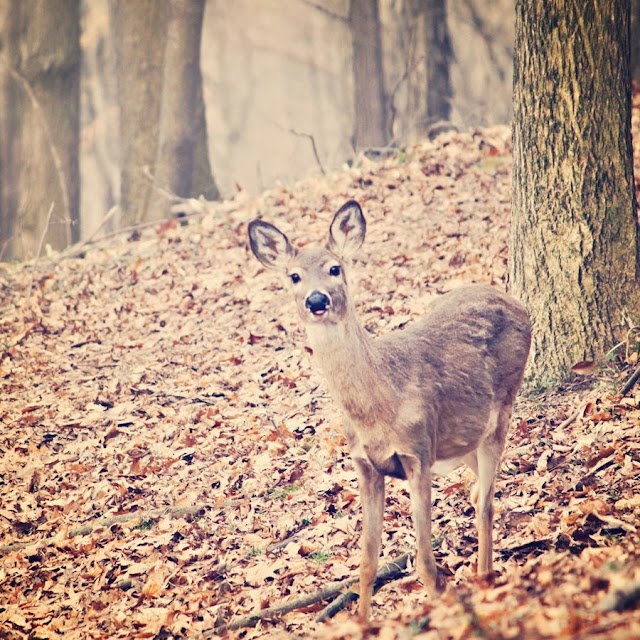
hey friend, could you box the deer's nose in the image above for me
[305,291,330,315]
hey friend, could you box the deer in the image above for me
[248,200,531,621]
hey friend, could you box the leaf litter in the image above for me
[1,119,640,639]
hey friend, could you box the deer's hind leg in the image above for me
[468,405,511,576]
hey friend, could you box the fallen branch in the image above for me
[557,401,587,430]
[620,364,640,396]
[316,552,411,622]
[212,552,412,634]
[0,505,207,555]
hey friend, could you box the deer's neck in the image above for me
[305,313,389,424]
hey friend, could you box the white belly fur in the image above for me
[431,457,465,476]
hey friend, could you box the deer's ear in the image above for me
[327,200,366,258]
[248,220,295,271]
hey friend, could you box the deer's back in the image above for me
[372,285,531,461]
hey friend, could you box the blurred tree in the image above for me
[115,0,217,226]
[511,0,640,387]
[0,0,80,260]
[148,0,219,219]
[350,0,388,149]
[422,0,452,122]
[114,0,165,226]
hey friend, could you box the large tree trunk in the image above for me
[632,0,640,82]
[114,0,167,226]
[350,0,387,149]
[511,0,640,387]
[148,0,219,219]
[0,0,80,260]
[423,0,452,122]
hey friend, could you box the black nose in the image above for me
[305,291,330,314]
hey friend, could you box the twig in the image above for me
[61,213,182,259]
[557,404,584,430]
[298,0,347,22]
[33,203,56,264]
[289,128,326,175]
[316,590,359,621]
[317,552,411,622]
[28,202,55,307]
[212,552,412,634]
[0,505,207,555]
[269,416,291,450]
[620,365,640,396]
[74,205,119,249]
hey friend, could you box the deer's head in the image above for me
[248,200,366,324]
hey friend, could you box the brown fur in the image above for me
[248,201,531,621]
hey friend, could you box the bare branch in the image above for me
[298,0,347,22]
[0,505,207,556]
[212,552,412,634]
[620,365,640,396]
[289,128,327,175]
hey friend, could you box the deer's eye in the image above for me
[329,265,341,277]
[290,273,301,284]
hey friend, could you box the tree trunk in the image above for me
[423,0,452,122]
[631,0,640,82]
[148,0,219,219]
[511,0,640,388]
[114,0,167,226]
[0,0,80,260]
[350,0,387,149]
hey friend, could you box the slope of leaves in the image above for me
[1,120,639,640]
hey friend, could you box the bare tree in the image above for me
[350,0,388,149]
[0,0,80,260]
[511,0,640,386]
[115,0,218,225]
[422,0,452,122]
[149,0,218,218]
[114,0,166,227]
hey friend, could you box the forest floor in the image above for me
[2,107,640,639]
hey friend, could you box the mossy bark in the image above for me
[511,0,640,388]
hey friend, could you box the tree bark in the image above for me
[0,0,80,260]
[423,0,452,122]
[149,0,219,219]
[350,0,388,149]
[114,0,167,226]
[631,0,640,82]
[511,0,640,388]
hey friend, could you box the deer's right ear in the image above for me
[248,220,295,271]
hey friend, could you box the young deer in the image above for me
[248,200,531,621]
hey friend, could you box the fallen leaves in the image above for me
[0,122,639,639]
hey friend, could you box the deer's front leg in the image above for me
[354,457,385,622]
[398,453,442,596]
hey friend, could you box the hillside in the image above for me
[1,121,639,639]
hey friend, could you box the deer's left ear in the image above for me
[327,200,366,258]
[248,220,296,271]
